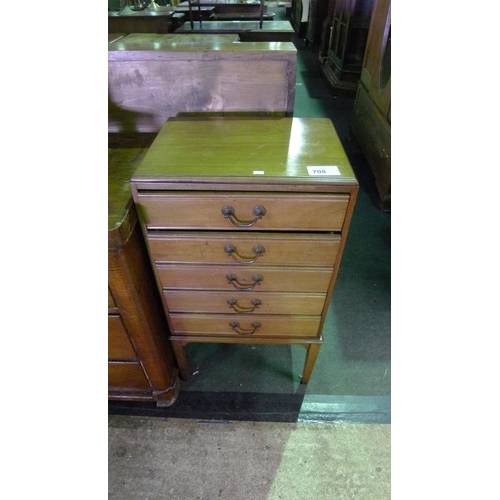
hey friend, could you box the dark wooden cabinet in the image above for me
[350,0,391,211]
[321,0,374,95]
[317,0,336,63]
[108,137,180,406]
[291,0,308,37]
[306,0,329,47]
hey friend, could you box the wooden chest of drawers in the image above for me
[131,117,358,383]
[109,136,180,406]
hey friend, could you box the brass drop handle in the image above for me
[226,273,263,290]
[224,244,265,264]
[221,205,266,227]
[229,321,261,335]
[227,298,262,314]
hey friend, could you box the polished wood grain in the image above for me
[109,32,246,51]
[147,232,341,266]
[108,315,138,360]
[108,146,150,233]
[302,343,321,383]
[108,362,151,391]
[108,287,118,310]
[155,264,333,292]
[108,34,296,133]
[131,117,356,181]
[164,290,326,314]
[169,313,321,337]
[137,192,349,231]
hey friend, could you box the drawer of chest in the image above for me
[170,313,321,338]
[137,192,349,231]
[108,315,137,360]
[156,264,333,292]
[148,232,341,266]
[108,362,151,391]
[164,291,327,315]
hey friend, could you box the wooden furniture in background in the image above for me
[177,0,269,15]
[173,5,216,20]
[108,34,297,133]
[173,20,294,40]
[130,117,358,384]
[321,0,374,95]
[108,135,180,406]
[317,0,336,63]
[108,6,185,34]
[291,0,309,37]
[306,0,329,48]
[350,0,390,210]
[177,0,273,20]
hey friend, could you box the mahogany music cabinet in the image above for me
[130,117,358,384]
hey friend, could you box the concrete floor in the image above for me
[109,415,390,500]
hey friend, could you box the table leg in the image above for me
[171,340,191,381]
[301,343,321,384]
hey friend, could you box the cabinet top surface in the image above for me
[131,118,357,186]
[108,6,175,17]
[109,33,296,53]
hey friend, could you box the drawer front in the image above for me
[164,290,327,315]
[108,362,151,391]
[137,192,349,231]
[148,232,341,266]
[108,315,137,360]
[156,264,333,292]
[170,313,321,337]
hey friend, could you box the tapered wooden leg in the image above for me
[301,343,321,384]
[171,340,191,381]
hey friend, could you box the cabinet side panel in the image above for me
[108,215,178,395]
[109,59,292,133]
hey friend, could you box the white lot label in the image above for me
[307,166,341,176]
[253,171,265,175]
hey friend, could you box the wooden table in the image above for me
[108,6,185,34]
[130,117,358,385]
[173,5,216,20]
[177,0,268,15]
[174,20,295,41]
